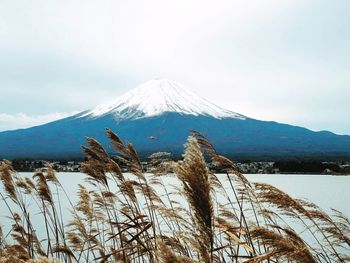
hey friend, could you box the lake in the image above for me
[0,172,349,241]
[54,172,350,217]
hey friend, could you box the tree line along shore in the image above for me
[7,159,350,175]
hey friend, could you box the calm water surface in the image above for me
[0,172,349,238]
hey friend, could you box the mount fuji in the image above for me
[80,79,245,120]
[1,79,350,160]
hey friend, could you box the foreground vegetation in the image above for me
[0,129,349,262]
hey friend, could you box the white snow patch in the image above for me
[81,79,246,120]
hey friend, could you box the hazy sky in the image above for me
[0,0,349,134]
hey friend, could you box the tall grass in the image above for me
[0,129,349,262]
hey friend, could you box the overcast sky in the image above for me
[0,0,349,134]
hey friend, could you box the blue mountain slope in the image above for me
[0,112,349,160]
[1,80,349,160]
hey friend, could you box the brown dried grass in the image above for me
[0,129,348,262]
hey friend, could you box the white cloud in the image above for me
[0,112,78,132]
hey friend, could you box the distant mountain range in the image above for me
[1,79,350,160]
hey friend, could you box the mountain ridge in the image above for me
[0,79,349,160]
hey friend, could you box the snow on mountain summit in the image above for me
[82,79,245,120]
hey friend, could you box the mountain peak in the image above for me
[81,79,245,120]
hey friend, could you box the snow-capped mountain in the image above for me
[81,79,245,120]
[0,79,350,159]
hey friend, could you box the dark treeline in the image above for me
[274,161,350,174]
[6,158,350,174]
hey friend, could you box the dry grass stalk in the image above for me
[175,137,214,263]
[249,226,316,263]
[0,160,17,203]
[0,129,349,263]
